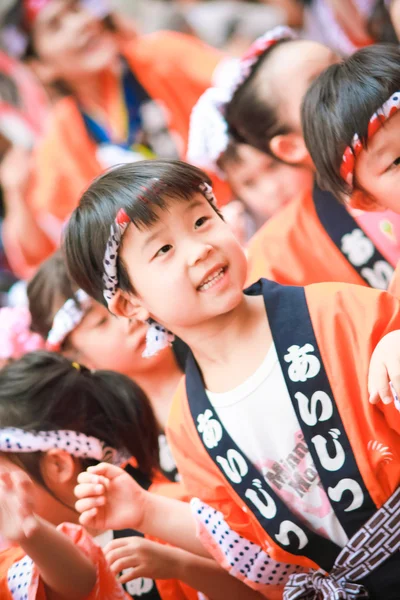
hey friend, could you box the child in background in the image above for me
[0,0,221,276]
[188,26,400,290]
[0,350,158,600]
[217,141,312,231]
[64,159,400,599]
[28,251,186,460]
[0,351,259,600]
[301,43,400,295]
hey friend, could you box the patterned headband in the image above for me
[187,26,297,173]
[0,427,131,466]
[46,290,92,352]
[340,91,400,189]
[102,181,217,304]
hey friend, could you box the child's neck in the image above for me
[68,59,120,112]
[130,350,182,431]
[176,293,271,392]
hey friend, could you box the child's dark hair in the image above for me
[302,44,400,200]
[225,39,294,156]
[28,251,80,340]
[0,351,160,482]
[64,159,213,306]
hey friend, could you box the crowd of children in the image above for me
[1,1,400,599]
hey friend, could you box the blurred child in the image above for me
[0,0,221,275]
[0,51,50,280]
[0,350,157,600]
[195,26,400,289]
[27,251,185,482]
[0,351,258,600]
[64,159,400,599]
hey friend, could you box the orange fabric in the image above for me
[11,32,221,277]
[246,189,371,288]
[0,523,129,599]
[167,283,400,594]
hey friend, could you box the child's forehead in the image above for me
[129,190,209,229]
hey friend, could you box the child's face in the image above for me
[118,193,248,331]
[32,0,118,82]
[0,453,79,527]
[354,111,400,213]
[68,302,172,374]
[224,145,314,221]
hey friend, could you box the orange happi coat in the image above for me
[167,280,400,598]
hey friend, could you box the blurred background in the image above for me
[0,0,398,307]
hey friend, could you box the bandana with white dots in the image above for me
[102,181,217,305]
[0,428,131,466]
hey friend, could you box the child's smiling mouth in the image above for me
[197,266,227,292]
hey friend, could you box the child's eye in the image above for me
[155,244,172,258]
[195,216,209,228]
[394,157,400,166]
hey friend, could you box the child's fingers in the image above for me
[75,496,106,514]
[78,507,98,527]
[74,482,106,499]
[368,361,391,405]
[111,557,139,576]
[77,472,110,487]
[118,567,144,585]
[105,545,136,567]
[0,471,13,490]
[86,463,123,479]
[103,537,132,556]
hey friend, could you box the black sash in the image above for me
[313,185,393,289]
[186,279,376,571]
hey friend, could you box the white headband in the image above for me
[187,26,297,173]
[46,290,91,351]
[0,428,131,466]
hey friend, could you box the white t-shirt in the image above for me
[206,343,349,549]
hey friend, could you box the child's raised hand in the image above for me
[368,330,400,407]
[0,470,38,543]
[104,537,179,584]
[74,463,147,532]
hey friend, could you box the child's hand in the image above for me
[74,463,147,532]
[368,330,400,407]
[104,537,180,583]
[0,470,38,543]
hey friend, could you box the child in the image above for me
[65,159,400,599]
[0,0,221,276]
[302,43,400,296]
[0,351,258,600]
[0,350,157,600]
[188,26,400,290]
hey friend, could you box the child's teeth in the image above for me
[199,268,224,290]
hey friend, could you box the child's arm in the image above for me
[75,463,209,557]
[0,470,96,600]
[104,537,264,600]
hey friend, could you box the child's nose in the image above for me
[188,242,213,266]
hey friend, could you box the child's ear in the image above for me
[269,133,310,166]
[347,189,385,212]
[41,449,76,485]
[108,289,150,322]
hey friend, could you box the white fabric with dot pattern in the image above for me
[7,556,33,600]
[191,498,306,586]
[0,428,131,466]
